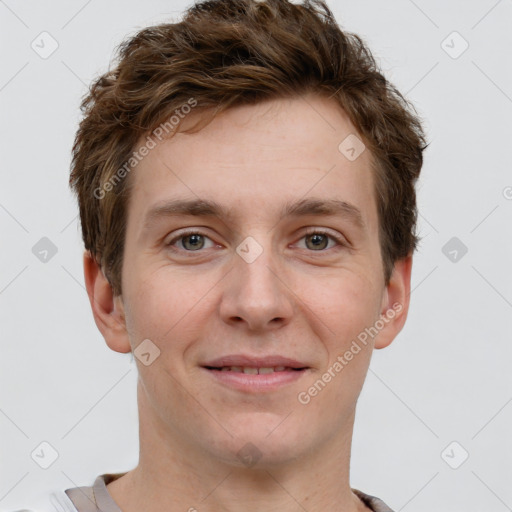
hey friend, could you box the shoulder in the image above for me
[352,488,395,512]
[8,472,126,512]
[6,489,79,512]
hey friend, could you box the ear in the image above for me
[83,250,132,354]
[374,254,413,350]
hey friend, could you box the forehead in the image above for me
[126,94,378,233]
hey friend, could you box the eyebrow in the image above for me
[143,197,365,231]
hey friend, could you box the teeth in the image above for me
[218,366,297,373]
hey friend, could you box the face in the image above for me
[89,94,411,468]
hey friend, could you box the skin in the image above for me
[84,94,412,512]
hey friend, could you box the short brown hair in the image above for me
[69,0,428,297]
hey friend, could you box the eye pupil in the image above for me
[183,234,204,250]
[306,233,328,250]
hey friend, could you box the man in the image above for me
[34,0,428,510]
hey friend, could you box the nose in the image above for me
[219,240,294,332]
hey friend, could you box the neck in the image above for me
[107,383,369,512]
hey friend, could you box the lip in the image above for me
[200,354,310,393]
[201,366,309,392]
[201,354,309,369]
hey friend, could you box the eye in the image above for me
[165,228,347,255]
[166,230,216,252]
[296,229,346,251]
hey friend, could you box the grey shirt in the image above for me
[64,473,395,512]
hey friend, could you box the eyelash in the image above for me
[165,228,347,254]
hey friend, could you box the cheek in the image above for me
[300,270,382,337]
[125,266,216,350]
[298,276,378,408]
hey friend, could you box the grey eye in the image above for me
[304,233,329,250]
[181,233,206,251]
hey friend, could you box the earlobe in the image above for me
[83,250,132,354]
[374,255,413,350]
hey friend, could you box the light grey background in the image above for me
[1,0,511,510]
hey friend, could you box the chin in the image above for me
[205,413,312,469]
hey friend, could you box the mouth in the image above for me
[200,356,310,392]
[203,365,307,374]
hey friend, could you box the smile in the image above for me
[204,366,306,374]
[201,365,309,392]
